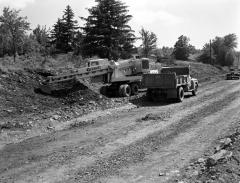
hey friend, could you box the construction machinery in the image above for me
[143,66,198,102]
[39,57,152,97]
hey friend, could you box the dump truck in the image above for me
[38,57,153,97]
[142,66,198,102]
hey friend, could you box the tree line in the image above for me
[198,34,238,66]
[0,0,238,66]
[0,0,137,61]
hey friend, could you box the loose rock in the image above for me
[206,150,233,167]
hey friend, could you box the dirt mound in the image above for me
[0,68,120,130]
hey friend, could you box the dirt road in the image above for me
[1,79,240,183]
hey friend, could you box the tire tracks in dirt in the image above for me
[70,89,240,183]
[117,91,240,183]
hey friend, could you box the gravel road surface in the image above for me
[1,79,240,183]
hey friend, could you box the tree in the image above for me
[188,44,197,54]
[19,35,40,55]
[51,18,65,52]
[224,34,238,49]
[0,24,11,57]
[62,5,79,52]
[81,0,135,60]
[72,31,83,55]
[197,43,216,64]
[32,25,50,55]
[0,7,30,61]
[33,25,50,45]
[161,46,174,57]
[51,5,79,53]
[173,35,191,60]
[198,33,238,66]
[139,28,157,58]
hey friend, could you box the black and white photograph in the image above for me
[0,0,240,182]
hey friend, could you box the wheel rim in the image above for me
[121,84,131,97]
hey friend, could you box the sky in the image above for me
[0,0,240,50]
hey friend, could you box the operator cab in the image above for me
[86,59,109,67]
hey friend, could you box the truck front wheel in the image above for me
[192,84,198,96]
[177,87,184,102]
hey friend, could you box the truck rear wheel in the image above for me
[120,84,131,97]
[131,83,139,95]
[177,87,184,102]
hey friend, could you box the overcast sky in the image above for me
[0,0,239,50]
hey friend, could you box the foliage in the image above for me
[151,47,174,63]
[224,33,238,49]
[72,31,83,55]
[161,46,174,58]
[51,5,79,53]
[33,25,50,46]
[19,35,40,55]
[81,0,135,60]
[51,19,65,52]
[173,35,191,60]
[139,27,157,58]
[0,26,12,56]
[62,5,79,52]
[32,25,51,55]
[197,43,216,64]
[188,44,197,54]
[0,7,30,61]
[198,34,238,66]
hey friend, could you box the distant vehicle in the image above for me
[142,66,198,102]
[226,68,240,80]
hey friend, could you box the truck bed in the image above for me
[142,73,188,89]
[143,73,177,89]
